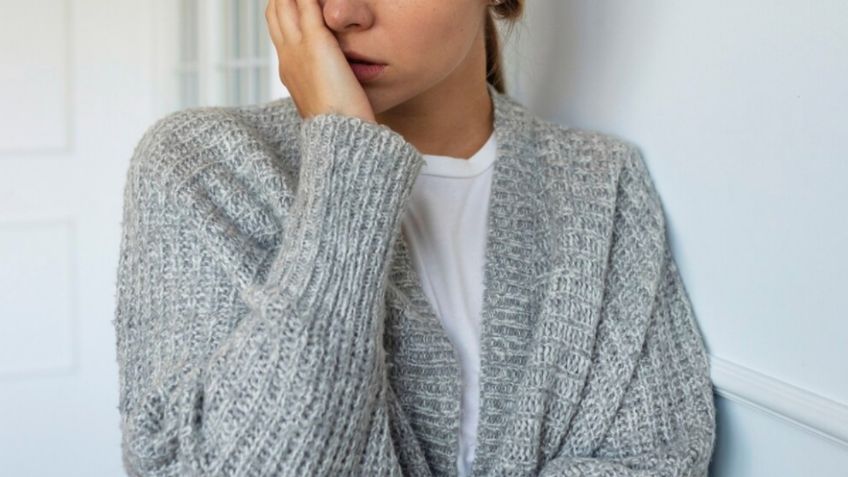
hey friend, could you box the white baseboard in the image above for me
[710,354,848,448]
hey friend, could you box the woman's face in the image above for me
[319,0,490,113]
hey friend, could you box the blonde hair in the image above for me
[485,0,525,94]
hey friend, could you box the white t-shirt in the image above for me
[400,130,497,477]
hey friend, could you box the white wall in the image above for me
[501,1,848,474]
[0,1,158,476]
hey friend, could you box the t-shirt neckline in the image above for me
[419,130,497,178]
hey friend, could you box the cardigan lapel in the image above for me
[384,83,559,476]
[468,85,558,476]
[385,83,618,476]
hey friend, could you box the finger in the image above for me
[265,0,283,48]
[295,0,325,32]
[275,0,302,42]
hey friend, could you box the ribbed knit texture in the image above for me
[113,83,716,476]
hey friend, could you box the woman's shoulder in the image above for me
[524,112,662,221]
[528,113,639,172]
[124,98,302,251]
[140,97,297,141]
[127,97,302,200]
[122,98,306,289]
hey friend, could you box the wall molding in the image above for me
[0,218,78,378]
[0,0,74,157]
[711,354,848,448]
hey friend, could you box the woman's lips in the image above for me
[347,60,386,82]
[343,50,384,64]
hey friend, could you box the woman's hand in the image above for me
[266,0,377,123]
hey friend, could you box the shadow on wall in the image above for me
[709,397,742,476]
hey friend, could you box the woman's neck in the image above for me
[377,85,494,160]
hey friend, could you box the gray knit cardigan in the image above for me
[113,83,716,477]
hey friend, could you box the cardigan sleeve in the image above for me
[538,147,717,477]
[113,112,427,476]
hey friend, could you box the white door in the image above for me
[0,1,280,475]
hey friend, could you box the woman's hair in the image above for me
[485,0,525,94]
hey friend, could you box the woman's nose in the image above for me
[319,0,375,33]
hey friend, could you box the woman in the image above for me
[113,0,717,476]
